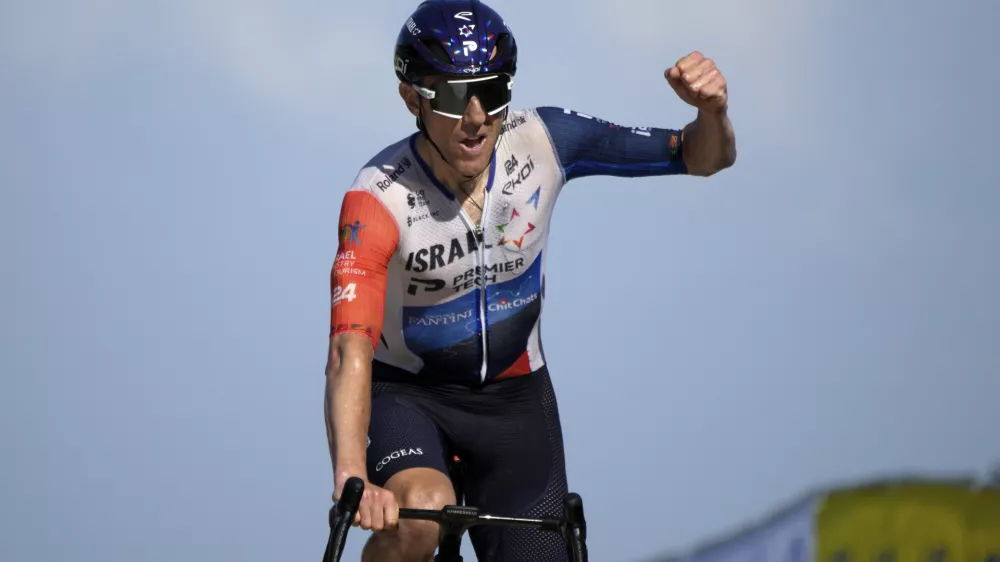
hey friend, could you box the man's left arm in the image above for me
[666,51,737,177]
[533,52,735,184]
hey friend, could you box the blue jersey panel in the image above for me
[534,106,688,181]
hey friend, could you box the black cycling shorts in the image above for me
[366,363,569,562]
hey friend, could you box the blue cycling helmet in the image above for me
[394,0,517,84]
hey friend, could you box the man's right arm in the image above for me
[324,189,400,496]
[325,332,375,491]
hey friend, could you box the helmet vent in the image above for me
[420,37,454,66]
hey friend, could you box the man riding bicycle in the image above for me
[324,1,737,560]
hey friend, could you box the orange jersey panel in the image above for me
[330,190,400,350]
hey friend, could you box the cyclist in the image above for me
[324,1,736,560]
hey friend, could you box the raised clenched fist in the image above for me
[665,51,728,114]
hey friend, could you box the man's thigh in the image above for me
[366,391,451,488]
[363,385,458,559]
[461,370,571,562]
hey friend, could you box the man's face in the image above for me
[402,76,504,177]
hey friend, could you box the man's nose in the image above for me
[462,96,487,126]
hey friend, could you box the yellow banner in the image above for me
[816,482,1000,562]
[968,489,1000,562]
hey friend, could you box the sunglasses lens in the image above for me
[429,75,512,117]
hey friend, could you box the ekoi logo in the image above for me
[339,221,365,245]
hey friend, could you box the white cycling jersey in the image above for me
[330,106,687,385]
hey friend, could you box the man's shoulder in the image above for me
[510,106,582,126]
[500,106,566,152]
[346,134,419,199]
[502,106,568,134]
[527,106,627,131]
[503,106,601,145]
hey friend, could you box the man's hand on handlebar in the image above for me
[334,477,400,533]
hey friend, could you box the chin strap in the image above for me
[417,106,474,180]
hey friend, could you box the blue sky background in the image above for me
[2,0,998,560]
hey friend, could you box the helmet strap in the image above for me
[417,105,466,176]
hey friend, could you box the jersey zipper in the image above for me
[457,192,491,383]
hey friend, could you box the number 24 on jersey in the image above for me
[332,283,358,306]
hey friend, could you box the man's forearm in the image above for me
[324,339,372,486]
[682,109,737,176]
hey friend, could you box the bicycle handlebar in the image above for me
[399,505,564,531]
[322,477,364,562]
[563,493,587,558]
[322,476,588,562]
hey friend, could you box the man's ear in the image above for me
[399,82,420,118]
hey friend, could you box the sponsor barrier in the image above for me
[654,477,1000,562]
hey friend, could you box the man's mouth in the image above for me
[459,135,486,154]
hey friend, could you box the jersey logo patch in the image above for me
[339,221,366,245]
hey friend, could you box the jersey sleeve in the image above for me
[533,106,688,182]
[330,190,400,350]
